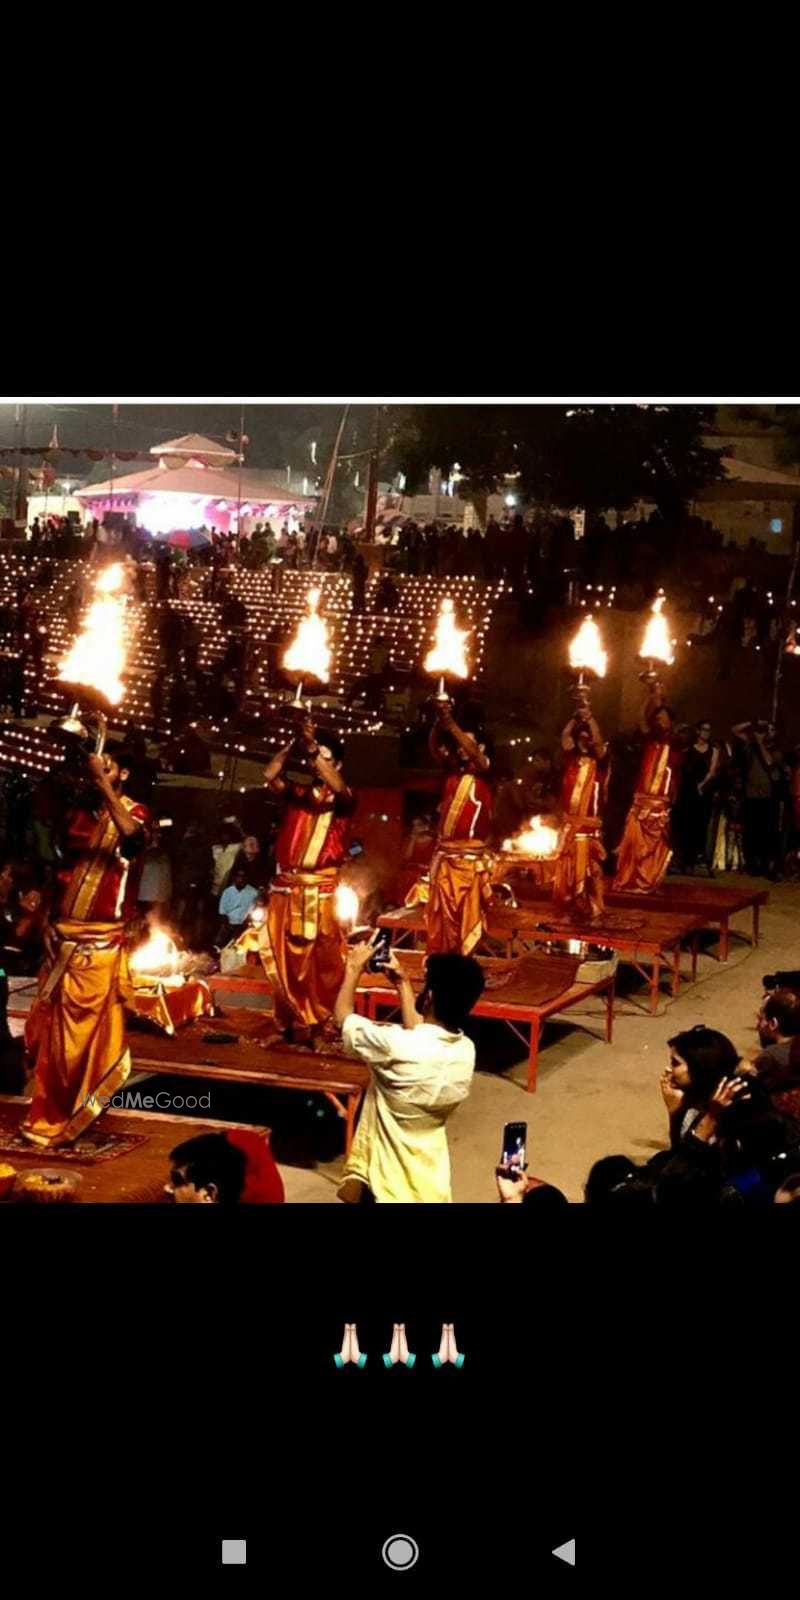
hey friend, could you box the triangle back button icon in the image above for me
[552,1539,576,1567]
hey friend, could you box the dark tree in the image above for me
[395,403,724,520]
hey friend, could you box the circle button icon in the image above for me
[381,1534,419,1571]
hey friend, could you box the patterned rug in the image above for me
[0,1126,149,1163]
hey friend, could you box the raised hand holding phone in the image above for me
[366,927,393,974]
[500,1120,528,1173]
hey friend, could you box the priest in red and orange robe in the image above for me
[260,718,355,1044]
[23,751,149,1147]
[426,702,493,956]
[613,687,680,893]
[553,707,609,921]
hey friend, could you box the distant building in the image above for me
[75,433,317,536]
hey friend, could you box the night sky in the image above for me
[0,402,355,472]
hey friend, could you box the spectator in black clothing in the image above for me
[660,1026,742,1146]
[155,546,171,601]
[732,720,783,877]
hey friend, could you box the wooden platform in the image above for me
[504,880,768,961]
[0,1094,271,1204]
[129,1007,369,1155]
[357,951,615,1092]
[377,904,704,1014]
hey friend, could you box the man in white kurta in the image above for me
[334,943,485,1203]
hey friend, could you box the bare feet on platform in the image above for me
[312,1028,344,1054]
[254,1029,288,1050]
[253,1021,342,1054]
[255,1023,312,1050]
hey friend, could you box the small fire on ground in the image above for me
[502,817,561,858]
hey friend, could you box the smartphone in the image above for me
[367,928,393,973]
[500,1121,527,1172]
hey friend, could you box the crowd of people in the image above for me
[0,512,799,1205]
[495,977,800,1210]
[631,716,799,880]
[379,507,796,620]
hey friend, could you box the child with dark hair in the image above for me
[166,1129,284,1204]
[333,942,485,1203]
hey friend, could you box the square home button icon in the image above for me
[221,1539,247,1566]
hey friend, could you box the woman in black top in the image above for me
[673,720,719,871]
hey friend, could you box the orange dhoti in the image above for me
[22,919,134,1148]
[553,819,606,921]
[612,793,672,893]
[426,843,494,956]
[258,868,346,1033]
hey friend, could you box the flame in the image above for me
[335,884,359,927]
[423,597,470,680]
[504,817,560,858]
[95,563,125,594]
[569,615,608,677]
[639,594,675,665]
[129,928,179,976]
[283,588,332,683]
[249,904,266,927]
[56,580,128,704]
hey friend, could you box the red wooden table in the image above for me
[356,950,614,1092]
[377,904,703,1014]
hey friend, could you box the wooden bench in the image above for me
[128,1008,369,1155]
[502,880,769,962]
[357,950,614,1092]
[377,904,703,1015]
